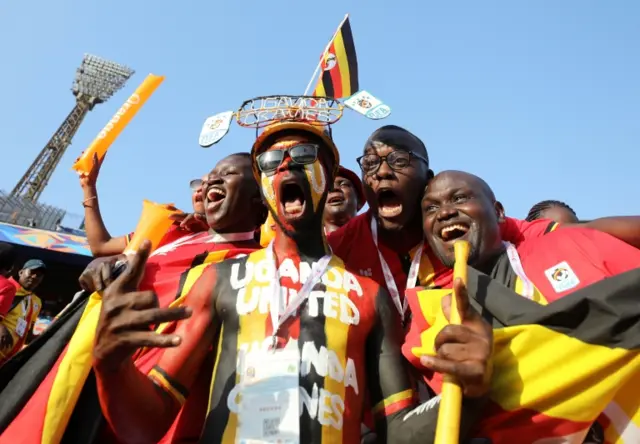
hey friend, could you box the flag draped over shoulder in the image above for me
[410,267,640,444]
[312,16,359,99]
[0,246,253,444]
[0,292,106,444]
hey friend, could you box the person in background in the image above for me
[526,199,579,224]
[323,165,365,234]
[0,259,44,365]
[0,242,17,352]
[80,153,209,257]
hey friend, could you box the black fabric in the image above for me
[466,266,640,349]
[0,292,89,432]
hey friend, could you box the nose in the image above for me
[436,204,458,222]
[275,151,299,174]
[206,173,223,186]
[374,157,395,180]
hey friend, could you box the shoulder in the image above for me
[328,212,372,258]
[500,217,558,245]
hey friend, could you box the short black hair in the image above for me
[368,125,429,166]
[526,200,577,222]
[0,242,16,272]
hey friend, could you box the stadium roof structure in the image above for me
[0,222,90,257]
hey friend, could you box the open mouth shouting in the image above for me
[376,188,403,218]
[327,191,345,207]
[437,221,471,244]
[279,178,307,222]
[206,185,226,212]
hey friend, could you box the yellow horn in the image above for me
[124,200,181,255]
[435,239,471,444]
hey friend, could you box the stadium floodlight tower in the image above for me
[10,54,134,202]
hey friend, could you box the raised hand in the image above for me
[93,240,192,373]
[79,153,104,190]
[421,277,493,398]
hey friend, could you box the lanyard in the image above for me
[370,217,423,317]
[503,241,534,299]
[265,241,332,348]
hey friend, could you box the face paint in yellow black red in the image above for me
[259,137,330,236]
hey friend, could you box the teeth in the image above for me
[207,188,225,200]
[440,224,469,238]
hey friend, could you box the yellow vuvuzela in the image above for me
[434,240,470,444]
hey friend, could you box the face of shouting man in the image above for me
[255,131,336,240]
[203,153,265,234]
[358,125,433,235]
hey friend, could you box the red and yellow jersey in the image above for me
[405,227,640,444]
[0,279,41,364]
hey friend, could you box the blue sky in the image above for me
[1,1,638,234]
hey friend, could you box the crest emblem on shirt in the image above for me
[544,261,580,293]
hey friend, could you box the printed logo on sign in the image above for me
[366,104,392,120]
[544,261,580,293]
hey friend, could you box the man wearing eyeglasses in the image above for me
[328,125,572,324]
[79,153,209,258]
[91,120,493,444]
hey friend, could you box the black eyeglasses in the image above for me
[356,150,428,175]
[189,179,203,191]
[256,144,319,173]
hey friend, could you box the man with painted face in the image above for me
[91,121,493,444]
[323,165,365,234]
[403,170,640,444]
[0,153,266,444]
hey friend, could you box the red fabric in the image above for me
[0,344,67,443]
[138,232,259,311]
[403,226,640,396]
[0,275,16,317]
[329,213,550,296]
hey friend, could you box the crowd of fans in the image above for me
[0,119,638,444]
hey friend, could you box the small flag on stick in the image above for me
[304,15,359,99]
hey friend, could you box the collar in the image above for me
[208,230,256,243]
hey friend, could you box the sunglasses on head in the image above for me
[189,179,203,191]
[256,143,319,173]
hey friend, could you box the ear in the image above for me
[494,201,506,223]
[426,168,435,182]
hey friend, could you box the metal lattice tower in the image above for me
[10,54,134,202]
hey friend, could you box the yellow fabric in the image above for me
[411,286,640,442]
[42,291,102,444]
[0,285,41,359]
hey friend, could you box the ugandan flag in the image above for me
[408,266,640,444]
[0,246,258,444]
[312,16,359,99]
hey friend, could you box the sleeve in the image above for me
[367,287,487,444]
[500,217,559,246]
[0,281,16,318]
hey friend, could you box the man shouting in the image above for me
[92,119,493,444]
